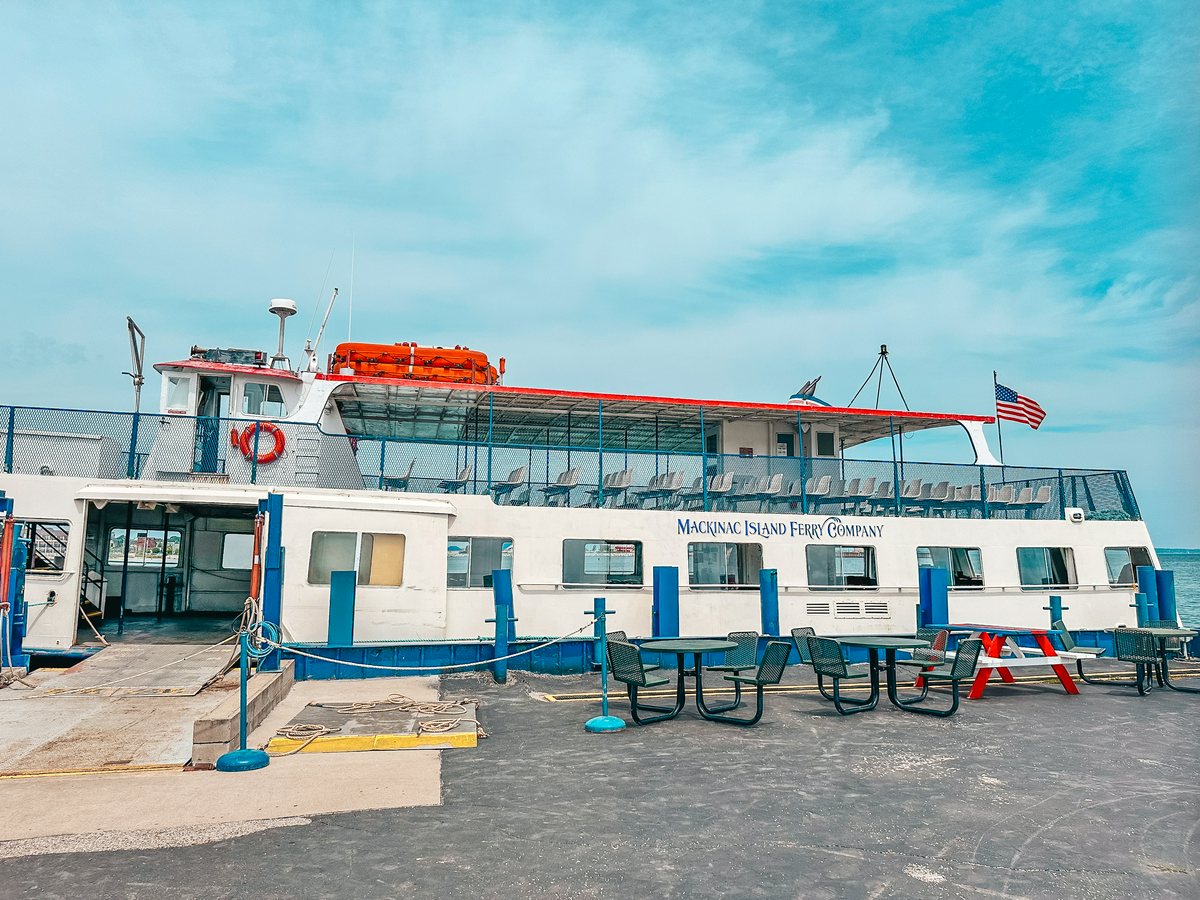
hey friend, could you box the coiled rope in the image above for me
[268,693,487,756]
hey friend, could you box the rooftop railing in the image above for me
[0,404,1140,521]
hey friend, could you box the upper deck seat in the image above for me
[750,473,785,510]
[489,465,528,504]
[769,478,806,509]
[438,464,474,493]
[803,475,832,512]
[381,459,416,492]
[922,481,952,516]
[539,467,581,506]
[866,481,894,515]
[816,478,846,512]
[708,472,735,509]
[986,484,1016,518]
[843,476,876,513]
[629,470,684,508]
[903,482,932,515]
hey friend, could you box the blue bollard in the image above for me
[759,568,780,637]
[1155,570,1178,623]
[1132,592,1151,627]
[487,569,518,683]
[1043,595,1067,628]
[584,597,625,734]
[1136,566,1160,621]
[215,631,270,772]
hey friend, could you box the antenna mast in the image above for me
[303,287,340,373]
[122,317,146,412]
[847,344,911,411]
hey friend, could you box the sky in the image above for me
[0,1,1197,544]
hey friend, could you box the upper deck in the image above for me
[0,381,1140,522]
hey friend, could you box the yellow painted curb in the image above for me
[266,730,477,754]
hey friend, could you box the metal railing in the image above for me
[0,404,1141,521]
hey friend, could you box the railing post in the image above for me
[1043,595,1067,628]
[584,597,624,733]
[4,407,14,473]
[378,438,387,490]
[889,416,901,517]
[250,421,261,484]
[979,466,990,519]
[798,412,808,514]
[126,411,141,479]
[486,393,494,493]
[596,399,604,509]
[1056,468,1066,515]
[700,407,708,512]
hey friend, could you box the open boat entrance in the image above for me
[76,497,259,649]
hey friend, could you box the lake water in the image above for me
[1158,549,1200,623]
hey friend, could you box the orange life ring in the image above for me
[237,422,286,465]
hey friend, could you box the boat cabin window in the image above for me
[917,546,984,590]
[688,542,763,588]
[814,430,838,458]
[106,528,182,568]
[562,540,643,586]
[242,382,288,418]
[20,521,70,573]
[1103,546,1152,586]
[806,545,878,590]
[1016,547,1078,590]
[221,533,255,570]
[308,531,406,586]
[164,376,193,414]
[447,536,513,588]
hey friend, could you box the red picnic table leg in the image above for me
[967,632,1009,699]
[1034,632,1080,694]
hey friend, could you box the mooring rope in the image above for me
[267,617,600,673]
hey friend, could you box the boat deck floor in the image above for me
[2,660,1199,897]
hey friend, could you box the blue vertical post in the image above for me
[1136,565,1160,621]
[377,439,387,490]
[759,568,779,637]
[215,631,270,772]
[797,412,807,514]
[249,422,260,484]
[700,407,708,512]
[1155,570,1177,623]
[259,492,284,672]
[1132,592,1151,626]
[584,597,625,733]
[890,417,902,516]
[918,567,949,628]
[597,399,604,509]
[327,570,356,646]
[1043,595,1066,627]
[1056,469,1066,517]
[488,568,517,683]
[486,393,494,492]
[4,407,14,473]
[126,411,141,478]
[978,467,990,519]
[651,566,680,638]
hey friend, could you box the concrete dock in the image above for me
[1,662,1197,898]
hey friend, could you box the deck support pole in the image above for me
[759,568,779,637]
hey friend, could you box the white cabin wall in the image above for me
[717,420,774,457]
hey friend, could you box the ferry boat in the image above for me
[0,301,1157,673]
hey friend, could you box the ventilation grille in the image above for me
[863,601,889,618]
[835,601,861,616]
[806,602,831,616]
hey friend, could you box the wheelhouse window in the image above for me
[107,528,182,568]
[1017,547,1078,590]
[563,540,643,586]
[308,531,405,586]
[447,537,513,588]
[687,542,763,588]
[1103,546,1152,586]
[242,382,288,417]
[21,521,70,573]
[806,545,878,590]
[917,546,984,589]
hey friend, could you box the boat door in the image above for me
[194,376,231,474]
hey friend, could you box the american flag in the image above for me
[995,382,1046,429]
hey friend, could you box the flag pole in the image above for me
[993,370,1005,466]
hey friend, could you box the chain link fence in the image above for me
[0,404,1140,521]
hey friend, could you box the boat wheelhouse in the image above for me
[0,305,1156,669]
